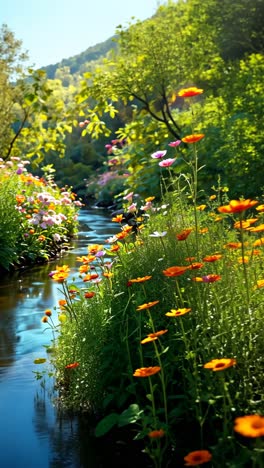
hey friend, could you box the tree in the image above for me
[0,24,78,164]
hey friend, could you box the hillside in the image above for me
[42,35,117,79]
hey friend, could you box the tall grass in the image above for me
[42,88,264,467]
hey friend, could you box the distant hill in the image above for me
[42,35,118,79]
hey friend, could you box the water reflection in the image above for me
[0,208,117,468]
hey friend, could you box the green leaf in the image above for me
[95,413,119,437]
[118,404,143,427]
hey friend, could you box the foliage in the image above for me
[43,106,264,466]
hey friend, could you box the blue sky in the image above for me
[1,0,167,69]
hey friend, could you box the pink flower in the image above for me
[151,150,167,159]
[123,192,134,201]
[159,158,176,167]
[168,140,181,147]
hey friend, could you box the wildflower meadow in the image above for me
[0,158,80,272]
[40,88,264,467]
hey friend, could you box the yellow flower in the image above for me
[165,308,191,317]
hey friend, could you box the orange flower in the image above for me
[84,291,95,298]
[110,245,120,252]
[234,415,264,438]
[141,336,158,344]
[79,265,90,274]
[45,309,52,317]
[199,228,209,234]
[234,220,252,229]
[112,214,123,222]
[165,308,191,317]
[136,301,159,311]
[254,238,264,247]
[182,134,205,144]
[248,224,264,233]
[188,262,204,270]
[58,299,67,307]
[148,429,166,439]
[65,362,79,369]
[38,235,46,242]
[133,366,161,377]
[163,266,189,277]
[148,329,168,338]
[224,242,242,249]
[176,228,192,241]
[52,272,69,283]
[129,276,152,283]
[218,199,258,214]
[83,273,99,282]
[15,194,26,204]
[255,279,264,289]
[178,87,203,97]
[203,254,222,262]
[184,450,212,466]
[41,316,48,323]
[204,358,236,371]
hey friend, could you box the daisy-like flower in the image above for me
[218,199,258,214]
[176,228,192,240]
[149,231,167,237]
[203,358,236,371]
[136,300,160,310]
[254,238,264,247]
[163,266,189,277]
[203,254,222,262]
[178,87,204,98]
[159,158,176,167]
[112,214,123,223]
[234,414,264,438]
[165,308,191,317]
[148,429,165,438]
[168,140,181,147]
[184,450,212,466]
[65,362,79,369]
[182,134,205,144]
[133,366,161,377]
[151,150,167,159]
[129,276,152,283]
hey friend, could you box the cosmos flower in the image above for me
[151,150,167,159]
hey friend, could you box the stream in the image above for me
[0,208,121,468]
